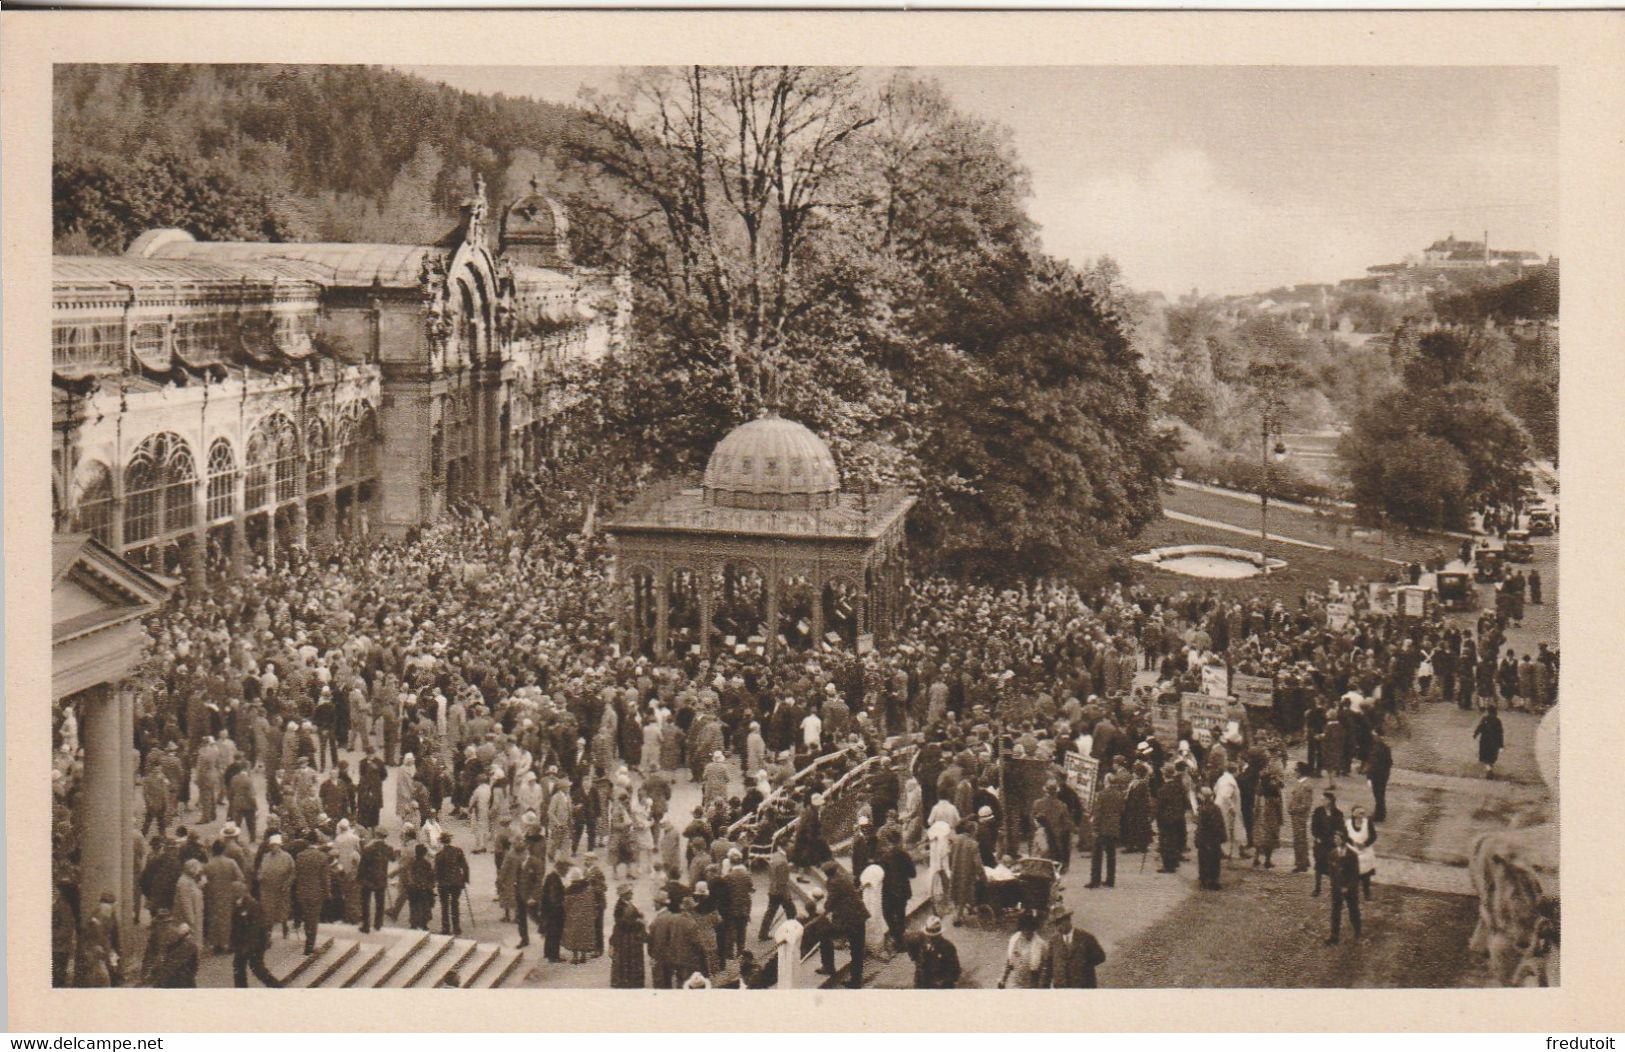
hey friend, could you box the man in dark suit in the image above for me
[1089,773,1125,888]
[435,833,471,936]
[1309,790,1345,897]
[1193,787,1227,890]
[358,828,393,934]
[515,838,544,950]
[1043,909,1107,988]
[1325,831,1363,944]
[821,861,869,988]
[540,859,569,962]
[1365,731,1393,822]
[1154,768,1187,873]
[293,842,331,955]
[229,891,282,988]
[907,915,962,989]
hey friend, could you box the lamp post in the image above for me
[1259,406,1288,573]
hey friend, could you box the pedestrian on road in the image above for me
[1042,908,1107,988]
[229,890,282,988]
[1089,771,1124,888]
[1365,731,1393,822]
[1474,706,1506,780]
[1325,831,1362,944]
[1194,787,1226,891]
[1287,763,1314,873]
[997,910,1049,988]
[1345,806,1378,900]
[1310,790,1345,897]
[907,915,962,988]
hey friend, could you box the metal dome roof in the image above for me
[702,414,840,510]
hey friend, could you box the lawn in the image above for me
[1131,515,1395,603]
[1162,483,1459,567]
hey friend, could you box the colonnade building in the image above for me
[51,177,629,583]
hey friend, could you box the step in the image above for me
[414,938,480,989]
[369,930,433,988]
[477,946,527,989]
[337,943,391,989]
[276,936,333,986]
[304,938,361,988]
[460,944,505,988]
[389,933,457,988]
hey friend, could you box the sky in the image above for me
[398,64,1557,298]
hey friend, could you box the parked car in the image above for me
[1527,508,1557,536]
[1435,570,1478,611]
[1504,530,1535,563]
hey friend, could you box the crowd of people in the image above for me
[49,486,1557,989]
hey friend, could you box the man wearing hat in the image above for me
[1042,908,1106,988]
[1154,764,1187,874]
[907,916,962,989]
[1193,786,1227,891]
[230,888,282,987]
[435,833,471,936]
[1088,771,1125,889]
[1309,788,1346,897]
[821,860,869,987]
[358,827,393,934]
[293,838,332,955]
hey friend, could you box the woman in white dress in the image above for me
[860,861,886,953]
[1345,805,1378,899]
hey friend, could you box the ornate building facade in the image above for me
[607,414,914,660]
[51,178,629,584]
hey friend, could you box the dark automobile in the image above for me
[1474,548,1504,583]
[1435,571,1477,611]
[1504,530,1535,563]
[1527,508,1557,536]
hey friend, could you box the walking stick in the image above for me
[464,886,478,930]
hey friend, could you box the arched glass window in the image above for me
[162,441,197,532]
[122,433,195,545]
[245,413,299,510]
[206,439,236,522]
[274,420,300,502]
[336,401,379,486]
[305,417,331,493]
[70,460,114,546]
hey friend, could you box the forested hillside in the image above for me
[53,64,580,253]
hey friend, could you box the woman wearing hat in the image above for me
[609,885,647,987]
[561,866,597,964]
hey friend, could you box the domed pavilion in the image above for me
[606,413,913,659]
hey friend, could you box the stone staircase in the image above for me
[262,924,525,989]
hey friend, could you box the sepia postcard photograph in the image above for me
[5,8,1625,1036]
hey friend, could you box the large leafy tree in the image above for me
[1341,328,1531,527]
[914,262,1177,583]
[560,67,1174,582]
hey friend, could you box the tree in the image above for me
[913,262,1177,583]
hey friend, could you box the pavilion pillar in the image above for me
[187,528,207,592]
[118,686,137,932]
[292,502,308,552]
[765,571,780,660]
[265,510,278,569]
[655,573,671,657]
[811,583,826,647]
[628,577,643,654]
[78,684,132,936]
[229,515,246,577]
[699,568,714,657]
